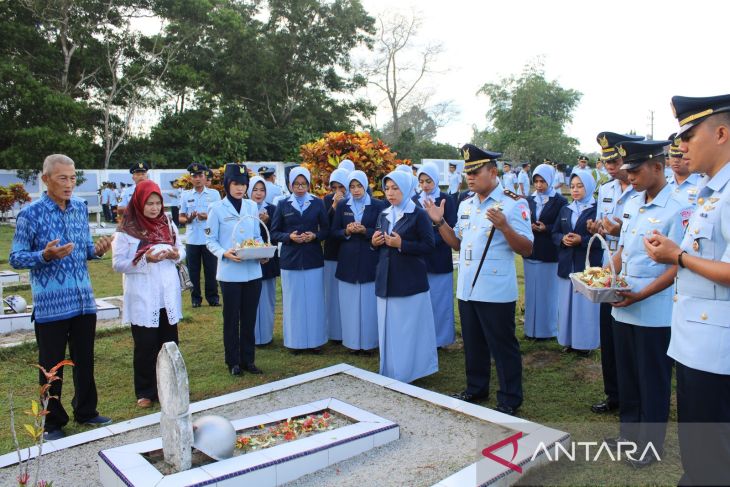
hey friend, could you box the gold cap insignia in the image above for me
[240,166,244,173]
[617,145,627,157]
[598,135,609,149]
[138,163,144,169]
[462,148,470,161]
[193,164,198,171]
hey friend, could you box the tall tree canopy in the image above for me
[474,63,582,163]
[0,0,376,169]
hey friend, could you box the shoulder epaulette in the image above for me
[503,189,521,200]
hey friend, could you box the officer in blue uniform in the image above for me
[118,161,149,215]
[424,144,533,415]
[645,94,730,485]
[259,166,285,204]
[180,163,222,307]
[588,131,643,414]
[206,164,264,375]
[666,133,701,207]
[605,139,693,467]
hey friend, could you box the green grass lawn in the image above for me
[0,224,681,485]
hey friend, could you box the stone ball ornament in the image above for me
[192,415,236,460]
[4,295,28,313]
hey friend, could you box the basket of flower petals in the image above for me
[232,215,277,260]
[569,234,631,303]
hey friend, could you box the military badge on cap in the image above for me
[187,162,208,175]
[460,144,502,174]
[129,161,150,173]
[596,132,644,161]
[671,94,730,136]
[668,132,682,158]
[617,139,671,171]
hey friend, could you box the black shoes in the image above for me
[244,364,263,374]
[451,391,488,404]
[80,415,113,426]
[495,405,519,416]
[230,365,242,376]
[43,428,65,441]
[626,455,659,469]
[192,302,202,308]
[604,436,630,449]
[209,301,220,307]
[591,399,619,414]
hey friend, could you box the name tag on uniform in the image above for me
[623,213,631,219]
[187,199,195,203]
[344,212,354,216]
[460,214,469,219]
[223,216,237,222]
[603,198,613,203]
[284,212,295,217]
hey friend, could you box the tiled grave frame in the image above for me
[98,398,399,486]
[0,363,570,486]
[0,299,119,334]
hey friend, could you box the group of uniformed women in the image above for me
[203,162,456,383]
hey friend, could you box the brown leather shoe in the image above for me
[136,398,152,408]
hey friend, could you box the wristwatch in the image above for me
[434,218,446,228]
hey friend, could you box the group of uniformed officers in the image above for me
[113,93,728,484]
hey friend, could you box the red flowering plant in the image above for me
[299,132,410,197]
[0,184,31,221]
[10,360,73,487]
[235,411,334,452]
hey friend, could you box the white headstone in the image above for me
[156,341,193,472]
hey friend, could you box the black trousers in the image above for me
[676,362,730,486]
[613,321,672,450]
[130,309,179,400]
[599,303,619,404]
[34,313,99,430]
[221,279,262,367]
[458,300,523,409]
[102,204,113,222]
[170,206,180,227]
[186,243,218,305]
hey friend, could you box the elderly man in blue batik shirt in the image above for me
[10,154,114,441]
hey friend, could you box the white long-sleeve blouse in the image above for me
[111,226,185,328]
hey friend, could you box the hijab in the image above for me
[288,166,312,213]
[346,170,370,223]
[383,170,417,233]
[531,163,556,219]
[338,159,355,174]
[395,164,418,198]
[117,180,173,264]
[567,171,596,227]
[247,176,267,212]
[329,168,350,199]
[417,162,441,206]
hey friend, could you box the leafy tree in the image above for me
[474,62,582,163]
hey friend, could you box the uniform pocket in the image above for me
[684,299,729,328]
[478,259,511,276]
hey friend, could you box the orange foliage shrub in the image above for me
[299,131,410,197]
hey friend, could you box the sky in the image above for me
[356,0,730,154]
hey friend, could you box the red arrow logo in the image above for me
[481,431,524,473]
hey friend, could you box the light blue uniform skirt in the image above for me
[523,260,559,338]
[324,260,342,341]
[427,272,455,347]
[281,268,327,349]
[254,277,276,345]
[377,292,438,383]
[338,280,378,350]
[557,276,600,350]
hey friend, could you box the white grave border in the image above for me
[99,398,399,486]
[0,363,570,486]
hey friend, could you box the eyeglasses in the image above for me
[292,182,308,188]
